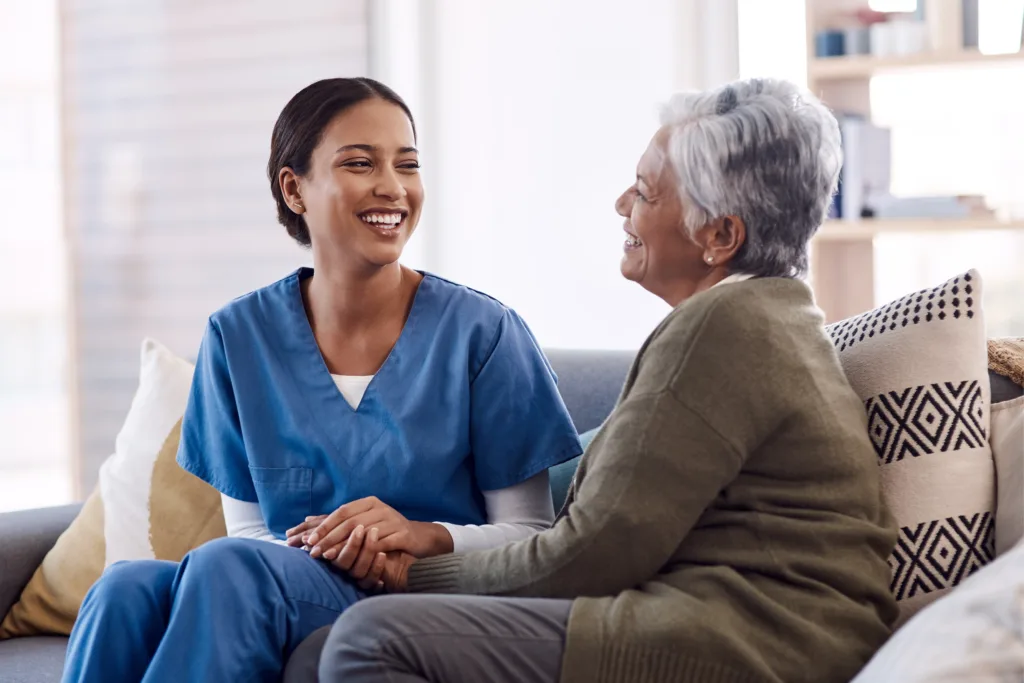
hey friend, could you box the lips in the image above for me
[356,209,409,237]
[623,224,642,249]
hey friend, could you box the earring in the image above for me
[706,255,714,264]
[294,202,304,213]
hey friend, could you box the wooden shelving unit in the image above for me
[809,48,1024,81]
[816,217,1024,241]
[804,1,1024,323]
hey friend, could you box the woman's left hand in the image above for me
[286,496,454,559]
[326,523,417,593]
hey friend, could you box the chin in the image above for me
[620,256,642,284]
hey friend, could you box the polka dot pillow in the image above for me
[826,270,993,626]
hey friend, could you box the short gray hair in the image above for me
[659,78,842,278]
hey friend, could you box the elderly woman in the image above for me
[313,78,899,683]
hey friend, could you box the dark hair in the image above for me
[267,77,417,247]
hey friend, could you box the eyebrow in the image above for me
[335,144,419,154]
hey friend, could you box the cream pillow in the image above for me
[993,396,1024,556]
[0,339,225,638]
[826,270,994,626]
[851,531,1024,682]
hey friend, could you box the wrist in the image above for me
[397,555,416,592]
[414,522,454,557]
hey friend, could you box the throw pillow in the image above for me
[993,396,1024,556]
[0,339,225,638]
[826,269,994,626]
[851,527,1024,683]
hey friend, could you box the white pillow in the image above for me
[993,396,1024,556]
[851,534,1024,682]
[826,270,994,626]
[98,338,201,565]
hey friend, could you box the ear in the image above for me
[701,215,746,266]
[278,167,305,214]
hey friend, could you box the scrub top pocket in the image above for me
[249,466,313,535]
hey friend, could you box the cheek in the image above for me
[405,178,425,209]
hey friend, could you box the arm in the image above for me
[177,319,259,503]
[437,471,555,553]
[405,391,746,597]
[220,495,286,545]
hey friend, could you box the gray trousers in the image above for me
[282,594,571,683]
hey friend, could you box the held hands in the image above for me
[294,522,416,593]
[284,496,453,559]
[284,496,436,591]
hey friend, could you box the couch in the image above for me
[2,349,1021,683]
[0,350,637,683]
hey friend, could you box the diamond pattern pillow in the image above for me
[826,270,993,626]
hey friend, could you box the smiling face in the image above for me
[282,98,423,272]
[615,127,708,303]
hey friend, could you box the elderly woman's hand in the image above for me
[313,523,417,593]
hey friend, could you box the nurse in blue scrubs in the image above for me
[61,78,582,683]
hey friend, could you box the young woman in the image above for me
[60,78,581,683]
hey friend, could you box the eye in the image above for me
[397,162,421,171]
[341,159,372,169]
[635,187,647,202]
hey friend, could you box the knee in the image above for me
[182,536,265,574]
[85,560,172,610]
[319,598,406,678]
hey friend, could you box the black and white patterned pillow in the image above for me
[826,270,993,626]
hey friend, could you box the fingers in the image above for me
[312,511,392,556]
[307,498,377,547]
[327,524,366,569]
[357,552,387,592]
[286,515,327,540]
[373,530,409,554]
[344,527,380,579]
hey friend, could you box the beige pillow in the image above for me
[826,270,994,626]
[0,339,225,638]
[993,396,1024,555]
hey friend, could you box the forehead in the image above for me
[637,125,674,185]
[319,98,416,149]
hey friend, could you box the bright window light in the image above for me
[868,0,918,11]
[737,0,806,86]
[978,0,1024,55]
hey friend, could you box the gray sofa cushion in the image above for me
[0,505,83,623]
[545,350,634,433]
[0,637,67,683]
[991,369,1024,404]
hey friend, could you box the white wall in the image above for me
[61,0,368,494]
[375,0,740,350]
[0,0,71,511]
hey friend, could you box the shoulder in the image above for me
[207,268,303,334]
[422,272,513,320]
[420,272,525,342]
[663,276,818,340]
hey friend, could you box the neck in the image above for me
[660,268,730,308]
[305,257,411,332]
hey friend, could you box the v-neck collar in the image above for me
[287,267,431,415]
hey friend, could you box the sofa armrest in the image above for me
[0,504,81,620]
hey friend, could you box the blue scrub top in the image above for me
[177,268,582,538]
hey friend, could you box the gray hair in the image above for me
[659,78,842,278]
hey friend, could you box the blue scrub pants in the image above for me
[60,537,365,683]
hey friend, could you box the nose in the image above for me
[615,186,634,218]
[373,166,406,201]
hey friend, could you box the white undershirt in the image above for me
[221,374,556,553]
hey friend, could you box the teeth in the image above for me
[625,234,642,246]
[362,213,403,226]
